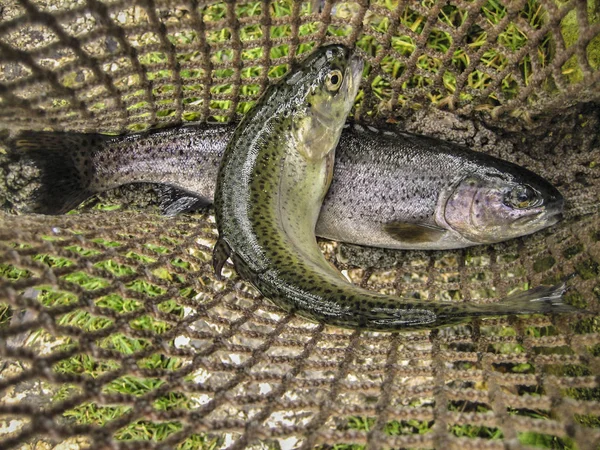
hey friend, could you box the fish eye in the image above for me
[506,184,542,209]
[325,70,343,92]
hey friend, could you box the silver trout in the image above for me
[211,44,578,331]
[5,124,563,250]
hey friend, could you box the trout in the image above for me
[211,44,578,331]
[6,122,563,249]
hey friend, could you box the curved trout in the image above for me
[212,44,578,331]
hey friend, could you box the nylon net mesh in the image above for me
[0,0,599,449]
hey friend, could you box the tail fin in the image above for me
[5,131,104,214]
[479,277,582,316]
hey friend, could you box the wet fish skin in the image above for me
[6,122,563,250]
[7,125,228,215]
[211,44,579,332]
[321,124,564,249]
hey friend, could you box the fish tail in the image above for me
[252,264,584,331]
[448,277,586,326]
[469,277,581,317]
[6,131,104,214]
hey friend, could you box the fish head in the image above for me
[443,166,564,244]
[279,44,363,161]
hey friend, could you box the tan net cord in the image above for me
[0,0,599,449]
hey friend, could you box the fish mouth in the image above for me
[511,190,564,229]
[512,208,563,229]
[347,52,364,96]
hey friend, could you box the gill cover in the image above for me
[443,174,561,244]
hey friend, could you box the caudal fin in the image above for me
[5,132,103,214]
[479,276,582,316]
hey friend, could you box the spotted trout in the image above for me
[5,121,564,251]
[211,44,578,331]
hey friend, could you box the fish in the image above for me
[319,124,564,249]
[211,44,579,331]
[4,122,564,250]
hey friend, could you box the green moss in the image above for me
[526,325,559,338]
[63,403,132,427]
[95,294,142,314]
[54,354,120,377]
[562,244,584,260]
[94,260,136,277]
[559,4,600,82]
[144,243,170,254]
[114,420,183,442]
[586,0,600,66]
[450,423,502,439]
[57,310,113,332]
[316,415,434,449]
[575,413,600,428]
[153,392,190,412]
[544,364,592,377]
[62,271,110,290]
[125,280,165,296]
[91,237,121,248]
[563,290,587,309]
[588,34,600,69]
[0,263,31,280]
[65,245,102,257]
[533,256,556,273]
[564,387,600,401]
[103,375,164,396]
[170,258,192,271]
[98,333,151,355]
[137,354,182,371]
[125,251,156,264]
[574,259,599,280]
[518,431,575,449]
[177,434,223,450]
[0,303,11,327]
[156,299,184,316]
[571,316,600,334]
[129,315,172,335]
[40,289,79,307]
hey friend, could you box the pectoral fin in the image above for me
[383,222,446,244]
[212,238,232,280]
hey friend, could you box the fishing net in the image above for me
[0,0,599,449]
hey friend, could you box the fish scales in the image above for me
[91,125,228,201]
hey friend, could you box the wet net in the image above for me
[0,1,599,449]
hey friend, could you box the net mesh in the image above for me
[0,0,599,449]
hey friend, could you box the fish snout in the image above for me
[544,189,565,224]
[347,52,364,93]
[547,191,564,212]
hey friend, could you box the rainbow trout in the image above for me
[212,44,577,331]
[6,123,563,251]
